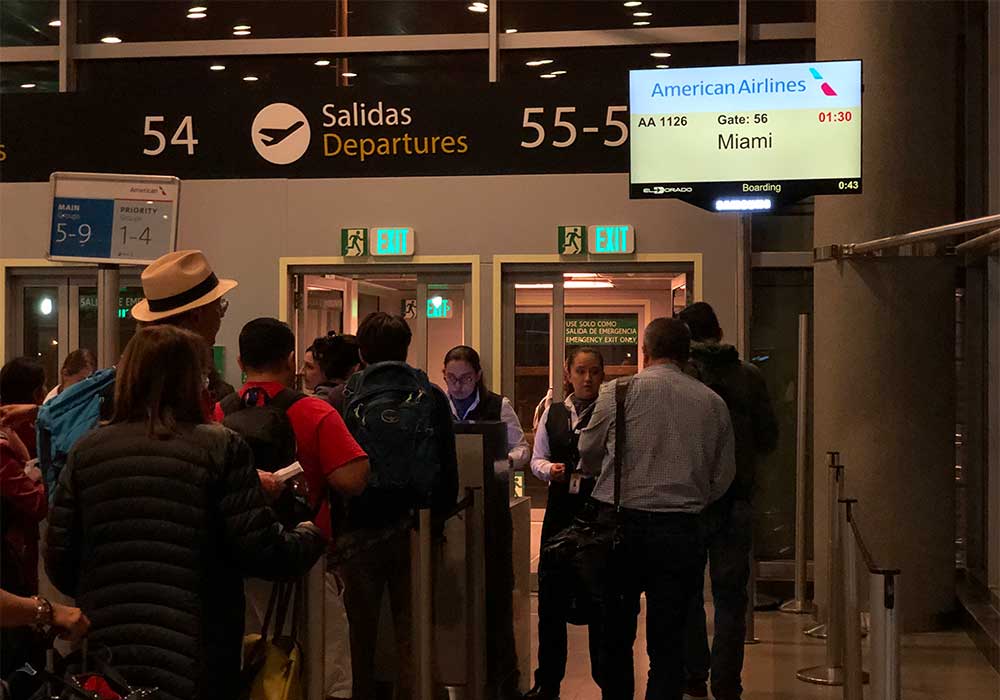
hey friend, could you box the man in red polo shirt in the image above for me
[213,317,369,539]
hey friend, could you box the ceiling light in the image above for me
[566,281,614,289]
[515,283,554,290]
[233,29,251,36]
[314,59,331,66]
[243,75,258,82]
[650,51,671,58]
[210,64,226,71]
[656,64,670,68]
[564,273,599,278]
[48,19,61,27]
[342,72,358,78]
[189,5,207,11]
[100,36,122,43]
[714,198,773,212]
[525,59,553,67]
[633,21,650,26]
[551,70,567,75]
[467,3,488,12]
[624,1,643,6]
[633,11,653,17]
[233,24,251,30]
[540,74,557,79]
[39,298,53,316]
[187,12,207,19]
[505,28,517,33]
[20,83,36,89]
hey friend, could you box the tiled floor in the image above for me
[528,510,1000,700]
[529,596,999,700]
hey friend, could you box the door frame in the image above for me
[2,259,79,361]
[490,253,703,390]
[278,254,482,354]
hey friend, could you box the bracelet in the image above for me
[32,596,53,630]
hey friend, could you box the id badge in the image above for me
[569,473,582,495]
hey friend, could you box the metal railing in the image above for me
[955,227,1000,255]
[797,454,901,700]
[815,213,1000,259]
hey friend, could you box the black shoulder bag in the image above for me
[538,377,631,626]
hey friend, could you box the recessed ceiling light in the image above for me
[525,59,554,66]
[467,3,488,12]
[48,19,61,27]
[624,1,642,6]
[650,51,671,58]
[233,24,251,30]
[243,75,258,81]
[633,21,650,25]
[342,72,358,78]
[314,59,331,66]
[233,29,251,36]
[187,12,207,19]
[540,74,557,79]
[189,5,207,11]
[505,28,518,33]
[210,64,226,71]
[20,83,36,89]
[633,11,653,17]
[656,64,670,68]
[551,70,567,75]
[100,36,122,43]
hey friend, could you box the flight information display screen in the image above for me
[629,60,862,209]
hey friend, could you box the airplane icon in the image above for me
[258,120,306,146]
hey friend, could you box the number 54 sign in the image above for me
[48,172,180,265]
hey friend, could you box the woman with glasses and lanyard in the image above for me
[442,345,530,469]
[524,346,606,700]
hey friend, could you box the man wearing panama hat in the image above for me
[0,250,238,428]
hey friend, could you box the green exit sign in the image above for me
[371,227,415,256]
[588,225,635,254]
[341,228,368,257]
[427,296,453,319]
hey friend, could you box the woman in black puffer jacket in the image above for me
[45,325,326,700]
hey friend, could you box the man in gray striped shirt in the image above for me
[579,317,735,700]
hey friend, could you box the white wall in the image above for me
[1,173,739,385]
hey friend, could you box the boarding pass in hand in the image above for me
[273,462,305,484]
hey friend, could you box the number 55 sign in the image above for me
[49,172,180,265]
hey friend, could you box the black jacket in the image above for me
[687,342,779,501]
[45,422,325,700]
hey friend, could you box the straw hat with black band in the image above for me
[131,250,238,323]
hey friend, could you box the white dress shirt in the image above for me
[531,394,595,483]
[450,391,531,469]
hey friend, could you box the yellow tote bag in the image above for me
[242,580,304,700]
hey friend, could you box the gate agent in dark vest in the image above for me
[526,347,607,700]
[443,345,530,469]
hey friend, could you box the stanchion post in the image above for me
[841,499,864,700]
[782,313,816,615]
[411,509,433,700]
[304,555,326,700]
[870,571,902,700]
[465,488,486,700]
[796,453,845,684]
[745,544,760,645]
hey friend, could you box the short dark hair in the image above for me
[239,318,296,371]
[0,357,47,405]
[357,313,411,364]
[62,349,97,378]
[111,326,207,438]
[644,317,691,364]
[678,302,723,342]
[309,333,361,382]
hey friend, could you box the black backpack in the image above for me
[220,387,313,526]
[343,362,441,516]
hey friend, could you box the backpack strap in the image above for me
[218,391,244,417]
[269,388,308,415]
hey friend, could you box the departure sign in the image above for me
[629,61,862,208]
[49,172,179,264]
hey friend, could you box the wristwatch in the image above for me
[32,596,53,630]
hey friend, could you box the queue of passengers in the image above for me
[0,248,776,700]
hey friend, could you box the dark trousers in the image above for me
[683,497,752,700]
[535,485,599,691]
[337,531,413,700]
[596,508,704,700]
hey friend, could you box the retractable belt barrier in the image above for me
[796,452,902,700]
